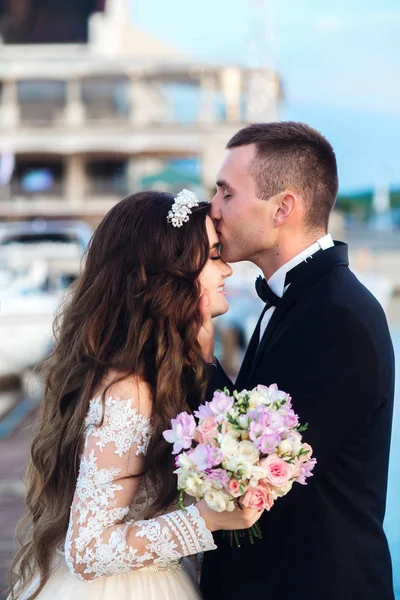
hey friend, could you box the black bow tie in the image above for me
[255,276,281,307]
[255,249,324,306]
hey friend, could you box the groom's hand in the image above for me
[198,294,215,363]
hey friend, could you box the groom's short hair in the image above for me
[227,122,339,230]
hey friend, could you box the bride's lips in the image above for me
[217,285,226,295]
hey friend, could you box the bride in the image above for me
[9,190,263,600]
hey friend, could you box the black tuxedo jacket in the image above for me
[198,242,395,600]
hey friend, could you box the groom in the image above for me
[198,122,395,600]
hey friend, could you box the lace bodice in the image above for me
[64,394,216,581]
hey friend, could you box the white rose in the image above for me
[249,465,267,481]
[279,433,302,455]
[223,455,241,473]
[204,489,230,513]
[274,480,293,497]
[185,474,208,500]
[248,390,267,408]
[228,407,240,419]
[223,456,258,481]
[184,475,199,496]
[175,453,194,469]
[238,415,250,429]
[220,434,239,457]
[223,454,248,474]
[176,469,191,489]
[226,424,241,440]
[237,440,260,464]
[201,480,212,495]
[254,385,273,405]
[290,432,302,454]
[236,390,249,403]
[278,439,293,455]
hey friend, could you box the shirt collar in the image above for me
[268,234,334,298]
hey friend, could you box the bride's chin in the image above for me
[211,302,229,318]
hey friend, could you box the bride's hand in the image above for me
[196,499,263,532]
[197,294,215,363]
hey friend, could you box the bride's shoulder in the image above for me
[84,373,153,456]
[92,371,153,419]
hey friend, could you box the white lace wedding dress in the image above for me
[17,394,216,599]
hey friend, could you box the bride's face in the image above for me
[199,216,233,318]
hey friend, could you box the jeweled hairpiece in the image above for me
[167,189,200,228]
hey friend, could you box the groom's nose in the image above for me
[210,198,221,221]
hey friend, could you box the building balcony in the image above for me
[0,67,281,132]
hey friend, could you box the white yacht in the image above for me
[0,220,92,377]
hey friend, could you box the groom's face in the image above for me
[211,144,276,263]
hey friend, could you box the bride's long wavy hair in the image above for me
[9,191,211,600]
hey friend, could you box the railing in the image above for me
[0,79,250,128]
[19,103,66,126]
[10,181,64,198]
[88,178,129,197]
[84,103,130,123]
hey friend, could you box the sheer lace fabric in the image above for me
[64,395,216,581]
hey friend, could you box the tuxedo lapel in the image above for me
[236,304,268,389]
[249,242,349,380]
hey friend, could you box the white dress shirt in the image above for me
[259,234,334,342]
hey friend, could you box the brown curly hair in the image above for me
[9,191,211,599]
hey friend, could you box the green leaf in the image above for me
[296,422,309,433]
[299,447,311,457]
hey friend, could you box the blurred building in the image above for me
[0,0,281,224]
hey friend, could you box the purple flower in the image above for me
[194,402,214,419]
[248,407,274,442]
[296,458,317,485]
[249,420,265,441]
[256,432,281,454]
[268,411,286,432]
[163,412,196,455]
[256,384,292,408]
[188,444,224,471]
[248,405,271,427]
[208,446,224,466]
[208,391,233,417]
[283,409,299,429]
[205,468,230,489]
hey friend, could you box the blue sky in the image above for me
[132,0,400,192]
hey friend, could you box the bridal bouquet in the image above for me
[163,384,316,546]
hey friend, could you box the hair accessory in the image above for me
[167,189,200,228]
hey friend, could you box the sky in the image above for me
[131,0,400,192]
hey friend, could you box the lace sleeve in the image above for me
[64,395,216,581]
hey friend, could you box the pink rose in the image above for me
[242,484,274,511]
[197,417,219,446]
[228,479,242,498]
[259,454,294,486]
[299,443,313,463]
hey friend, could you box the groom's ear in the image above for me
[273,191,296,227]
